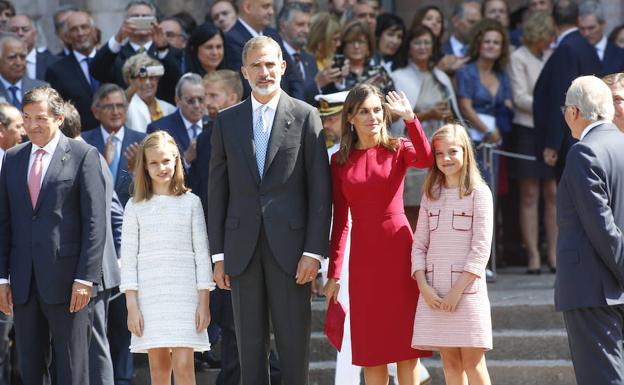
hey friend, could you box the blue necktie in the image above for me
[190,124,199,139]
[109,135,120,182]
[84,57,100,93]
[8,86,21,110]
[253,105,269,178]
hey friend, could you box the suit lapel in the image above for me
[172,112,191,151]
[237,99,261,184]
[264,94,294,175]
[36,52,44,80]
[68,54,93,94]
[117,127,132,186]
[34,135,71,213]
[19,143,33,211]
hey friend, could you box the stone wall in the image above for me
[14,0,624,54]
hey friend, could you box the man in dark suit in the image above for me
[147,73,206,195]
[438,0,480,74]
[278,3,322,105]
[89,1,182,104]
[578,0,624,76]
[47,10,101,131]
[223,0,304,100]
[533,0,602,178]
[208,36,331,385]
[0,35,47,109]
[8,15,59,82]
[61,102,123,385]
[555,75,624,385]
[0,86,106,385]
[82,83,146,207]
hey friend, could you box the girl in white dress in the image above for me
[120,131,215,385]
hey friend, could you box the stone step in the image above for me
[308,329,571,362]
[422,358,576,385]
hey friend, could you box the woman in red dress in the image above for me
[324,85,433,385]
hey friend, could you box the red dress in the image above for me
[329,119,433,366]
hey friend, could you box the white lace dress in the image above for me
[120,192,215,353]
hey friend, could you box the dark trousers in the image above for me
[230,227,311,385]
[0,314,11,385]
[107,290,133,385]
[563,305,624,385]
[89,289,115,385]
[13,280,91,385]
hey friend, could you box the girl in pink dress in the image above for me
[411,124,493,385]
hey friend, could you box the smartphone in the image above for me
[128,16,155,30]
[332,53,345,69]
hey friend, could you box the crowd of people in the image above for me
[0,0,623,385]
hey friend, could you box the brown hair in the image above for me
[335,84,399,165]
[340,19,376,62]
[466,18,510,72]
[424,123,484,200]
[132,131,189,202]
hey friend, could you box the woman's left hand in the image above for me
[385,91,415,122]
[440,288,462,312]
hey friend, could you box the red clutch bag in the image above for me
[324,300,346,352]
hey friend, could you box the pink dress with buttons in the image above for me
[411,184,493,350]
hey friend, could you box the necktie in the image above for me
[106,134,120,181]
[84,57,100,93]
[28,149,46,208]
[253,105,269,178]
[137,46,145,53]
[190,124,199,139]
[292,52,305,80]
[8,86,21,110]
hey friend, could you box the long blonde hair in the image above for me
[335,84,399,166]
[132,131,189,202]
[424,124,484,200]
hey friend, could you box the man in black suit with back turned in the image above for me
[208,36,330,385]
[89,0,182,104]
[0,86,106,385]
[47,10,101,131]
[556,75,624,385]
[224,0,304,100]
[533,0,602,178]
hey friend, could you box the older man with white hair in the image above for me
[555,75,624,385]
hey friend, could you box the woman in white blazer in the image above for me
[390,25,463,229]
[122,54,176,133]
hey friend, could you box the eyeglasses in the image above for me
[412,40,433,47]
[182,96,205,105]
[97,103,127,112]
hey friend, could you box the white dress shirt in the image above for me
[595,35,607,61]
[25,49,37,80]
[0,148,5,173]
[73,49,97,85]
[211,91,323,263]
[283,41,306,79]
[0,132,92,286]
[580,120,610,141]
[449,35,466,57]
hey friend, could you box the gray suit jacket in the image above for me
[208,92,331,276]
[98,155,122,291]
[555,123,624,312]
[0,77,47,103]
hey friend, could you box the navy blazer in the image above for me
[0,135,106,305]
[601,42,624,77]
[555,123,624,312]
[223,20,304,100]
[194,121,213,216]
[46,52,98,131]
[289,48,319,105]
[81,126,146,207]
[35,49,60,82]
[89,41,182,104]
[533,30,602,154]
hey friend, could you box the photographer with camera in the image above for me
[89,0,182,104]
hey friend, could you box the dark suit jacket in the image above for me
[0,77,47,103]
[288,48,319,105]
[533,30,602,154]
[194,121,213,216]
[601,42,624,77]
[81,126,146,206]
[35,49,60,82]
[89,41,182,104]
[46,53,98,131]
[208,92,331,276]
[223,20,304,100]
[441,38,454,56]
[555,123,624,312]
[98,155,122,291]
[0,134,106,305]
